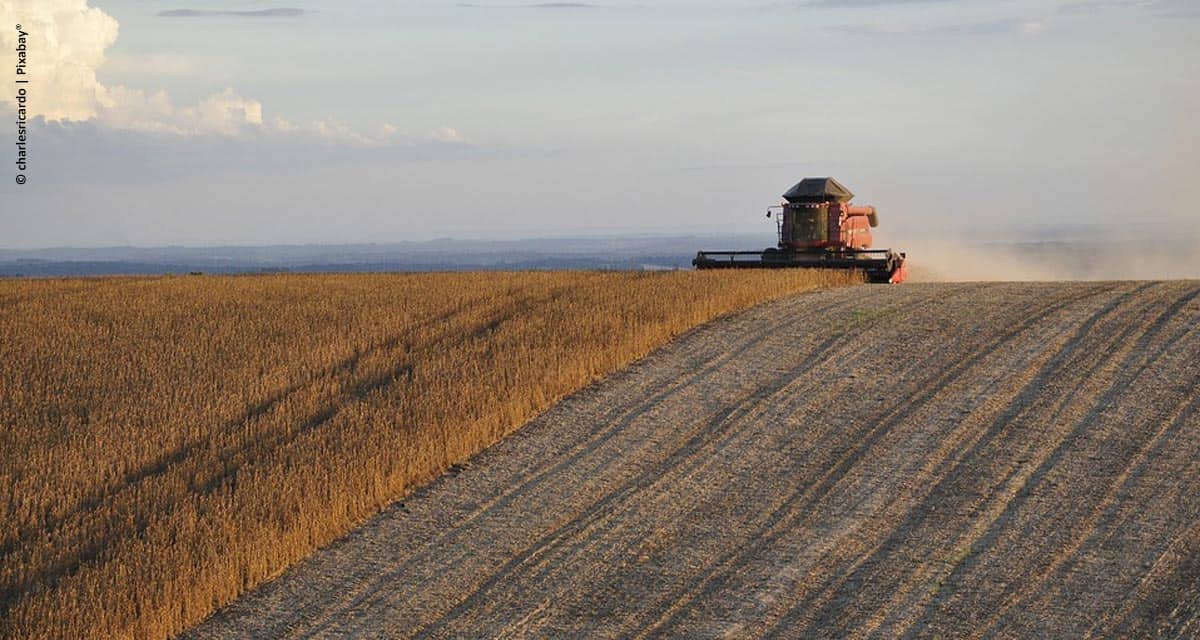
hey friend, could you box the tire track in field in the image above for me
[1102,516,1200,639]
[766,281,1176,638]
[535,283,1077,640]
[1016,391,1200,640]
[892,283,1200,639]
[872,283,1200,639]
[182,282,1200,640]
[240,288,884,640]
[186,284,926,639]
[594,284,1117,638]
[310,286,944,639]
[636,282,1133,639]
[404,288,938,639]
[966,285,1200,637]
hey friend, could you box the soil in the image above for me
[181,281,1200,639]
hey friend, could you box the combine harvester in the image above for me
[693,177,907,283]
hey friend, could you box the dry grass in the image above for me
[0,270,853,640]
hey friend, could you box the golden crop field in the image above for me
[0,270,852,640]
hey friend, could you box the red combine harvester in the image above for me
[693,177,907,283]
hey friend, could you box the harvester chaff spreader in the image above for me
[693,177,907,283]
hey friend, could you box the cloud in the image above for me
[1150,0,1200,18]
[92,87,461,145]
[1057,0,1147,13]
[0,0,458,145]
[0,0,119,121]
[832,17,1049,37]
[157,8,307,18]
[1057,0,1200,17]
[455,2,597,8]
[804,0,950,6]
[25,117,479,189]
[97,86,264,136]
[431,127,467,144]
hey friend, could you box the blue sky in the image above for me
[1,0,1197,248]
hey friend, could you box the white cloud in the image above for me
[0,0,118,120]
[0,0,462,145]
[431,127,467,144]
[94,86,264,136]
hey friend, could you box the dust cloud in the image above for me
[893,98,1200,284]
[895,234,1200,283]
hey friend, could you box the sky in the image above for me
[0,0,1197,249]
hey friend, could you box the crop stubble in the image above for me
[182,281,1200,639]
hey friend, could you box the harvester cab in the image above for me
[693,177,907,284]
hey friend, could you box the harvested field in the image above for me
[0,270,850,640]
[183,281,1200,639]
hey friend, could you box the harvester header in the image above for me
[693,177,907,283]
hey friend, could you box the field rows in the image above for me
[183,281,1200,639]
[0,270,849,640]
